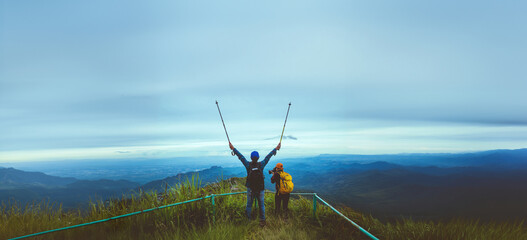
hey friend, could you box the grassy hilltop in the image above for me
[2,176,526,240]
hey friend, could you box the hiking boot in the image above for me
[259,220,266,227]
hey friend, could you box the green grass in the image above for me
[1,175,526,240]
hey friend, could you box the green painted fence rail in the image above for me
[9,191,378,240]
[314,193,379,240]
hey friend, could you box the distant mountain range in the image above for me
[292,164,527,221]
[140,166,240,192]
[303,148,527,168]
[0,167,141,209]
[1,148,526,221]
[0,166,240,209]
[270,148,527,221]
[0,167,76,189]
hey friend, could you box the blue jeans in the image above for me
[246,188,265,221]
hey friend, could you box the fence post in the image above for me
[312,193,317,219]
[211,195,216,224]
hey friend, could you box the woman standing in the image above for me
[271,163,292,218]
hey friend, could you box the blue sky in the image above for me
[1,1,526,162]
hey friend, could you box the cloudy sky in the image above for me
[1,1,526,162]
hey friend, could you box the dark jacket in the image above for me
[233,148,277,188]
[271,171,281,192]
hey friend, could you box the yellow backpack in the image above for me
[278,171,294,194]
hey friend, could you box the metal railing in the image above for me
[10,191,378,240]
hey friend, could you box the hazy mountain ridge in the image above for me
[2,148,526,220]
[0,169,141,209]
[310,148,527,168]
[0,167,76,189]
[303,166,527,221]
[0,166,237,209]
[273,149,527,221]
[140,166,240,192]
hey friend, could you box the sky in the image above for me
[1,0,526,163]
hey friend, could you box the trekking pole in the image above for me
[279,102,292,144]
[216,101,235,156]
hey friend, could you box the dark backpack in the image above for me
[247,161,264,191]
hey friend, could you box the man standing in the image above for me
[229,142,281,227]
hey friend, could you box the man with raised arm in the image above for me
[229,142,281,227]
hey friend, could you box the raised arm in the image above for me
[261,143,281,169]
[230,142,249,169]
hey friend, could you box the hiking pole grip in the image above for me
[279,102,291,144]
